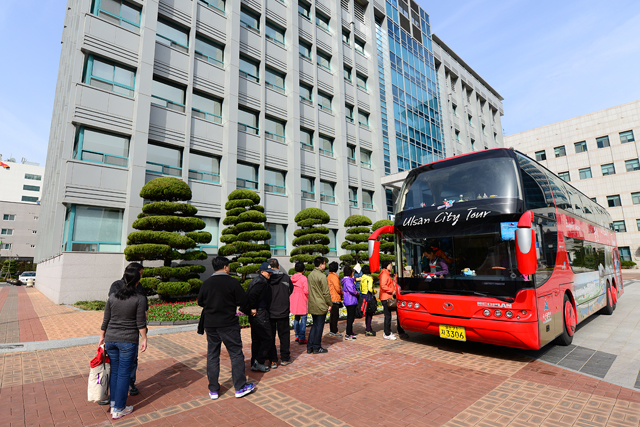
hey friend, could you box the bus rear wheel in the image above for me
[601,283,615,315]
[555,294,576,346]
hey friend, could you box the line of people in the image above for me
[97,255,406,420]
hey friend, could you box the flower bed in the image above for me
[147,300,200,322]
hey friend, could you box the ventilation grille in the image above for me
[195,20,226,43]
[362,180,375,190]
[265,103,286,118]
[149,124,185,145]
[300,164,315,175]
[237,147,260,163]
[74,106,133,133]
[345,93,354,104]
[265,153,287,169]
[265,209,288,222]
[354,0,366,23]
[300,116,315,129]
[266,54,286,72]
[341,0,349,11]
[190,200,221,216]
[349,177,359,186]
[191,135,223,154]
[153,60,189,85]
[241,0,262,12]
[357,100,370,111]
[317,80,333,94]
[317,39,332,54]
[318,123,335,136]
[355,62,368,75]
[266,8,286,27]
[239,41,261,59]
[65,185,127,206]
[158,0,192,27]
[238,92,261,110]
[346,134,356,144]
[320,169,337,181]
[84,34,138,66]
[360,139,373,150]
[193,75,225,98]
[343,55,352,66]
[299,70,314,84]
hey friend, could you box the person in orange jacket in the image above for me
[379,260,398,340]
[327,262,343,338]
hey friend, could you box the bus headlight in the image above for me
[483,309,491,317]
[408,302,413,308]
[521,310,527,315]
[401,301,406,308]
[414,303,420,309]
[494,310,502,317]
[505,311,513,318]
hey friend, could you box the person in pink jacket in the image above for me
[290,262,309,344]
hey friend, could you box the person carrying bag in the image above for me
[360,265,377,336]
[88,345,110,402]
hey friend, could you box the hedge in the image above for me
[294,208,330,223]
[132,216,206,232]
[238,230,271,241]
[235,222,266,232]
[290,208,331,271]
[346,226,371,234]
[127,231,196,249]
[228,189,261,203]
[142,202,198,216]
[237,210,267,223]
[294,226,329,237]
[139,177,192,201]
[185,231,212,244]
[292,233,330,246]
[226,207,246,217]
[344,215,372,227]
[340,215,371,268]
[225,199,256,210]
[297,218,326,228]
[125,244,172,261]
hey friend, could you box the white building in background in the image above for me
[506,100,640,263]
[0,156,44,262]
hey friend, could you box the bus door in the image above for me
[532,215,560,347]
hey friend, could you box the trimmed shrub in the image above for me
[340,215,372,267]
[125,177,211,297]
[289,208,331,273]
[218,189,270,284]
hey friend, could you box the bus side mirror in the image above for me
[515,228,536,275]
[368,240,381,272]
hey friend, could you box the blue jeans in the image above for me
[307,314,326,351]
[293,315,307,341]
[106,342,138,412]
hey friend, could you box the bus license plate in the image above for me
[439,324,466,341]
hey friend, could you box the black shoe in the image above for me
[307,348,313,354]
[98,398,110,406]
[251,361,270,372]
[129,386,139,396]
[313,347,329,354]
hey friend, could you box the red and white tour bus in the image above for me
[369,148,623,350]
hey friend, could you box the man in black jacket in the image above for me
[245,262,276,373]
[198,256,255,399]
[267,259,294,368]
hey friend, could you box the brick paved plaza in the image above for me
[1,278,640,427]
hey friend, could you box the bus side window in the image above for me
[534,216,557,288]
[516,154,554,211]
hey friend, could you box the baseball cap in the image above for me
[258,262,277,273]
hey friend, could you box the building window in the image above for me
[632,192,640,205]
[317,50,331,71]
[363,190,374,210]
[92,0,141,31]
[23,185,40,192]
[267,223,287,255]
[239,56,260,82]
[574,141,587,153]
[298,1,311,20]
[554,146,566,158]
[151,78,186,112]
[316,12,330,31]
[452,104,457,116]
[22,196,39,203]
[198,217,219,254]
[2,215,16,221]
[348,187,358,207]
[300,129,313,150]
[299,83,313,104]
[265,68,285,94]
[455,130,460,141]
[238,108,259,135]
[596,136,610,148]
[494,133,497,142]
[345,104,354,123]
[147,143,182,176]
[482,124,486,135]
[471,139,475,150]
[579,167,592,180]
[342,30,350,45]
[25,174,42,181]
[188,151,220,183]
[265,116,286,143]
[625,158,640,172]
[637,219,640,232]
[319,135,334,156]
[156,18,189,53]
[620,130,635,144]
[84,55,135,97]
[358,111,369,128]
[265,169,286,194]
[240,8,260,33]
[74,127,130,167]
[612,220,626,233]
[535,150,546,161]
[607,195,622,207]
[301,176,315,200]
[265,21,285,46]
[317,92,332,111]
[64,205,123,252]
[32,230,37,234]
[195,36,224,67]
[354,37,365,55]
[347,144,356,165]
[237,163,258,190]
[619,246,632,261]
[1,243,12,250]
[344,66,352,82]
[327,229,337,256]
[192,91,222,123]
[558,171,570,182]
[356,73,367,91]
[360,149,372,168]
[320,181,336,203]
[34,216,38,220]
[198,0,225,14]
[468,114,473,126]
[601,163,615,176]
[1,229,13,235]
[299,40,312,60]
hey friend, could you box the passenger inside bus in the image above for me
[422,248,449,276]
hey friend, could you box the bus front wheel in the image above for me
[600,283,615,315]
[555,294,575,346]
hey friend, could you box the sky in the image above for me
[0,0,639,167]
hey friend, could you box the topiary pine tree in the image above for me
[371,219,395,265]
[340,215,372,268]
[1,259,18,279]
[289,208,331,275]
[124,177,211,297]
[217,189,271,289]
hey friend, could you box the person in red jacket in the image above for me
[379,260,397,340]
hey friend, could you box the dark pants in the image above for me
[105,341,137,412]
[330,303,341,333]
[268,317,291,362]
[307,314,326,351]
[206,325,246,393]
[129,357,137,387]
[382,300,393,335]
[249,308,271,365]
[365,313,373,332]
[346,305,356,336]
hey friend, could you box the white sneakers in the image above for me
[383,333,397,340]
[112,406,133,420]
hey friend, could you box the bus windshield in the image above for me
[400,155,521,212]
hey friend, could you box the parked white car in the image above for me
[18,271,36,285]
